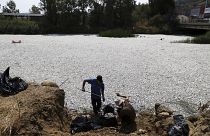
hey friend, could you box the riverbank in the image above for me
[0,82,209,136]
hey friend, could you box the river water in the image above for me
[0,34,210,116]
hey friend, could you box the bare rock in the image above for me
[41,81,59,88]
[138,128,147,134]
[157,112,171,119]
[155,103,173,116]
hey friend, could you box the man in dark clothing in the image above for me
[82,75,105,115]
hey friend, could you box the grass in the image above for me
[173,38,192,43]
[99,29,135,38]
[0,17,40,34]
[175,31,210,44]
[191,31,210,44]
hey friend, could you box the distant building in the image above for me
[190,8,200,18]
[204,0,210,18]
[189,1,206,18]
[192,0,210,19]
[0,13,44,21]
[177,15,189,23]
[204,8,210,17]
[176,0,210,23]
[176,0,209,17]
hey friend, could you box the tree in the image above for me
[149,0,175,16]
[104,0,115,28]
[121,0,136,27]
[114,0,136,27]
[89,0,136,28]
[56,0,77,14]
[39,0,57,25]
[88,0,105,27]
[38,0,137,33]
[78,0,89,26]
[148,0,177,33]
[2,0,19,13]
[56,0,81,28]
[39,0,47,13]
[132,3,151,23]
[29,5,41,14]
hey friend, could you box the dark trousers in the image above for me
[91,98,101,115]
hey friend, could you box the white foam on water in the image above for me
[0,34,209,116]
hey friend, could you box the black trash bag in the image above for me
[70,116,93,134]
[103,104,116,115]
[168,115,190,136]
[70,116,103,134]
[0,67,28,96]
[98,116,118,127]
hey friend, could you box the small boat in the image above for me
[12,40,21,43]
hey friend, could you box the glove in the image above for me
[103,97,105,102]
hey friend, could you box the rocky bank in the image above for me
[0,81,210,136]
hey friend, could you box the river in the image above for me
[0,34,210,116]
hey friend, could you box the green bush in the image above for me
[0,17,40,34]
[99,29,134,38]
[172,38,192,43]
[191,31,210,44]
[175,31,210,44]
[148,14,172,34]
[149,14,166,27]
[134,26,161,34]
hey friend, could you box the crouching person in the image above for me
[115,93,136,133]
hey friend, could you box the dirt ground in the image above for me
[0,81,210,136]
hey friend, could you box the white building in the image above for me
[177,15,190,23]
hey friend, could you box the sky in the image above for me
[0,0,148,13]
